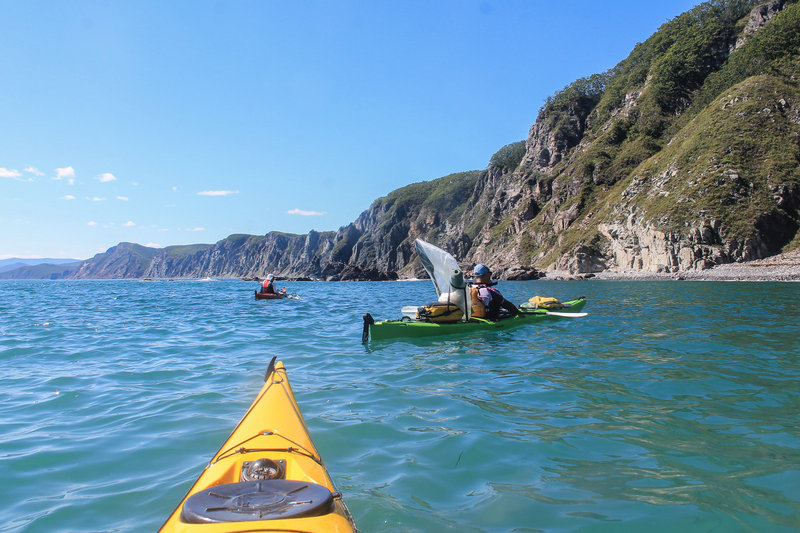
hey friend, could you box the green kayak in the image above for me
[363,297,587,341]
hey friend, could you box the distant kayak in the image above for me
[363,296,587,341]
[159,357,356,532]
[254,290,285,300]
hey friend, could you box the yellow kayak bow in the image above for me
[160,358,356,532]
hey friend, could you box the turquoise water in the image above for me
[1,279,798,532]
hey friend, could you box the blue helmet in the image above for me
[473,264,490,276]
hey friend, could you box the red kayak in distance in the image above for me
[254,290,285,300]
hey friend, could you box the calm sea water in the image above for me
[1,279,798,532]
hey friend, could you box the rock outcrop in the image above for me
[735,0,789,49]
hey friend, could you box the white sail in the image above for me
[414,239,469,318]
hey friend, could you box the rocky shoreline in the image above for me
[550,251,800,282]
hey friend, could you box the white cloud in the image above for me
[116,196,129,201]
[145,243,163,248]
[55,166,76,180]
[172,186,178,191]
[186,227,205,232]
[88,196,106,202]
[87,221,97,226]
[97,172,116,182]
[0,166,40,183]
[0,167,22,179]
[197,190,238,196]
[24,166,44,176]
[124,221,135,227]
[60,195,76,200]
[287,208,326,216]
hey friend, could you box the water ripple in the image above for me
[1,279,799,532]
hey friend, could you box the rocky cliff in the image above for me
[459,0,800,276]
[7,0,799,281]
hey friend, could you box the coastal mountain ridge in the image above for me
[0,258,82,278]
[3,0,799,281]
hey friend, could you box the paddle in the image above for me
[274,285,303,300]
[476,311,587,321]
[544,311,587,317]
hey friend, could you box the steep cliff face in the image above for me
[519,93,600,176]
[461,0,800,275]
[343,171,482,278]
[17,0,798,281]
[144,232,339,279]
[72,243,160,279]
[590,71,800,272]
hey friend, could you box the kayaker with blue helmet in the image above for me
[470,264,519,320]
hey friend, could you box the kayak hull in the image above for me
[366,297,587,341]
[159,359,355,532]
[254,290,285,300]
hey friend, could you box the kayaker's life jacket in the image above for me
[417,302,463,323]
[261,279,276,294]
[470,284,504,319]
[470,287,486,318]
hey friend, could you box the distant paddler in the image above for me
[259,274,286,295]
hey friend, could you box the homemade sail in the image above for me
[414,238,469,318]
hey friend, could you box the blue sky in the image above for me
[1,0,700,260]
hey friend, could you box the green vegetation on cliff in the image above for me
[687,0,800,120]
[597,0,757,127]
[528,0,800,266]
[489,141,527,172]
[628,67,800,239]
[162,243,212,258]
[372,170,481,224]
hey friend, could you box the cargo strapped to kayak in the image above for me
[417,302,464,323]
[520,296,564,310]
